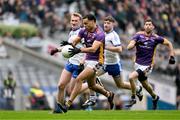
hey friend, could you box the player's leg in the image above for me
[140,80,159,110]
[53,68,72,113]
[57,69,72,104]
[66,65,114,109]
[140,80,156,98]
[53,62,76,113]
[114,75,131,89]
[107,63,131,89]
[107,63,130,90]
[86,73,114,109]
[82,89,97,107]
[67,63,95,108]
[125,71,139,107]
[67,68,89,95]
[65,66,94,107]
[113,75,143,100]
[54,63,91,113]
[67,77,88,95]
[82,67,105,108]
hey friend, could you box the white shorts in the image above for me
[85,60,98,69]
[134,63,152,76]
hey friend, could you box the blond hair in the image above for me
[71,12,82,20]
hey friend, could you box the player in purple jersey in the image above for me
[82,16,143,108]
[126,18,175,109]
[57,14,114,113]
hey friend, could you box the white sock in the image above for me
[136,86,140,92]
[89,95,97,101]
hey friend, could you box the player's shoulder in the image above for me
[110,30,118,35]
[80,27,86,32]
[79,27,87,35]
[152,33,162,38]
[135,31,145,35]
[110,31,119,39]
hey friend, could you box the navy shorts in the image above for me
[104,62,122,77]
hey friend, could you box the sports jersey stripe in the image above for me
[98,44,104,64]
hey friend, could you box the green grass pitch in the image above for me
[0,110,180,120]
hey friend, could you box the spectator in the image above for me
[29,83,50,110]
[3,70,16,98]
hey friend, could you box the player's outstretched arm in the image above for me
[163,38,175,64]
[127,40,136,50]
[50,47,62,55]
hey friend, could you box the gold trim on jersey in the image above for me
[98,44,104,64]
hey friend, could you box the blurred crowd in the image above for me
[0,0,179,40]
[0,0,179,75]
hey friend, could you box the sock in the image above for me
[136,86,140,92]
[57,101,62,105]
[131,95,136,99]
[65,100,72,107]
[152,95,157,100]
[89,95,97,101]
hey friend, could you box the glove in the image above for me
[50,48,59,55]
[68,47,81,56]
[78,64,84,73]
[169,56,175,64]
[60,41,71,46]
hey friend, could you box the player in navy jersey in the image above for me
[57,14,114,113]
[126,18,175,109]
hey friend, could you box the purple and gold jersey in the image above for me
[132,32,164,66]
[78,26,105,64]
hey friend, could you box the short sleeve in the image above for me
[132,34,140,42]
[78,29,85,38]
[111,32,121,46]
[156,36,164,44]
[95,32,105,43]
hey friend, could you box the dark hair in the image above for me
[83,14,96,22]
[104,16,115,23]
[144,18,153,24]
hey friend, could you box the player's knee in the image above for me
[58,84,66,90]
[141,83,147,88]
[136,69,147,82]
[129,74,135,82]
[116,81,124,88]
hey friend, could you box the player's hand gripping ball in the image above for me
[50,48,58,55]
[61,45,74,58]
